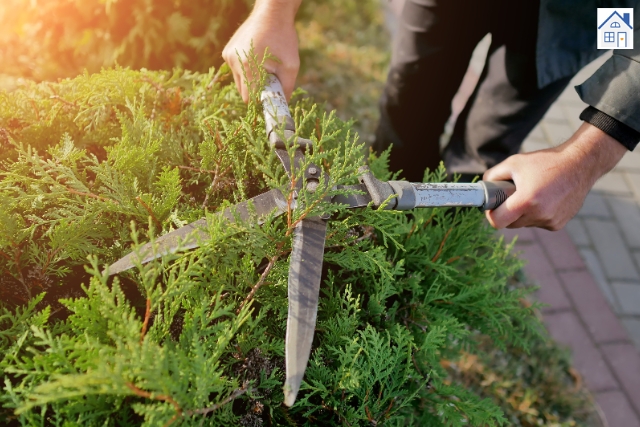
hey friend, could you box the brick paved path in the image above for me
[512,52,640,426]
[450,35,640,426]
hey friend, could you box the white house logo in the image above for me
[597,8,634,49]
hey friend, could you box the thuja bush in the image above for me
[0,0,250,81]
[0,67,540,426]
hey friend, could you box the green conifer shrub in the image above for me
[0,0,250,81]
[0,66,542,426]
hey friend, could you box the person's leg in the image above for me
[443,0,574,176]
[374,0,489,182]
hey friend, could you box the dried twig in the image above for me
[136,196,162,229]
[67,187,118,204]
[177,165,218,174]
[126,382,182,427]
[237,253,280,314]
[431,228,452,263]
[184,382,250,427]
[201,164,232,209]
[49,95,77,108]
[140,298,151,343]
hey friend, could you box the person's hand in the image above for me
[222,0,301,103]
[484,122,627,230]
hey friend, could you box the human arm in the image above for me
[483,122,627,230]
[485,12,640,230]
[222,0,302,102]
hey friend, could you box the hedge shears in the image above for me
[108,75,515,407]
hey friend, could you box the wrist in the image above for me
[562,122,626,183]
[252,0,301,25]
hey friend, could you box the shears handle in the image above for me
[260,74,294,138]
[261,74,313,151]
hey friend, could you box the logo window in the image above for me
[597,8,634,49]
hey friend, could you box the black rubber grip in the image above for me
[481,181,516,211]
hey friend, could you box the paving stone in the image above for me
[596,390,640,427]
[541,120,574,145]
[564,218,591,247]
[612,282,640,316]
[614,150,640,172]
[527,125,545,141]
[578,193,611,218]
[543,311,619,392]
[606,196,640,249]
[583,219,640,281]
[621,317,640,350]
[521,138,551,153]
[601,343,640,415]
[534,229,585,270]
[560,104,585,131]
[497,227,535,244]
[579,248,620,309]
[559,271,629,343]
[517,244,573,312]
[542,103,567,123]
[624,171,640,201]
[592,171,633,195]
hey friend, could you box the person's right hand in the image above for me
[222,1,301,103]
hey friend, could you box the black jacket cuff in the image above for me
[580,106,640,151]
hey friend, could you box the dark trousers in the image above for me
[374,0,574,183]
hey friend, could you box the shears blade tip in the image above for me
[283,380,300,407]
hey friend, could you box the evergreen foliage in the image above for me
[0,0,250,81]
[0,66,542,426]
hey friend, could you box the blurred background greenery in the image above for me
[0,0,389,141]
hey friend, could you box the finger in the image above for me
[484,155,521,181]
[485,194,526,229]
[230,69,249,103]
[279,66,298,101]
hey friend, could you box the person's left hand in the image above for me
[484,122,627,230]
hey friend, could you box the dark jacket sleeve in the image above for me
[575,12,640,133]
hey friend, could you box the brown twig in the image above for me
[185,382,250,427]
[204,120,224,151]
[49,95,77,108]
[136,196,162,229]
[286,187,331,237]
[28,99,40,121]
[422,212,437,230]
[365,406,374,422]
[7,245,30,299]
[201,164,232,209]
[140,298,151,344]
[412,353,424,377]
[67,187,118,204]
[406,223,417,240]
[382,398,395,419]
[177,165,218,174]
[236,253,280,314]
[135,77,164,92]
[39,247,63,279]
[126,382,182,427]
[285,171,297,232]
[323,229,374,251]
[431,228,452,263]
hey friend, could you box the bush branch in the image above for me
[140,298,151,343]
[126,382,182,427]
